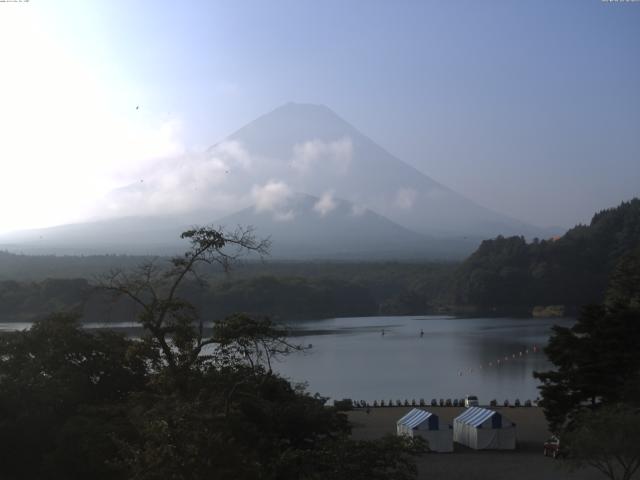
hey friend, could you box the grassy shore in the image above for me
[348,406,602,480]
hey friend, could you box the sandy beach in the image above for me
[348,406,602,480]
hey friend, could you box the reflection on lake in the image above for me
[275,315,572,403]
[0,315,571,404]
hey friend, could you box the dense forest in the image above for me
[451,199,640,315]
[1,199,638,322]
[0,262,455,322]
[0,228,426,479]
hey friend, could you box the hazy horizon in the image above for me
[1,1,639,235]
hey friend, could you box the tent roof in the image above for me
[397,409,434,429]
[455,407,499,427]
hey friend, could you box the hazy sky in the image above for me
[1,0,638,233]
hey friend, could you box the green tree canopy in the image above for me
[0,226,427,479]
[534,305,640,431]
[0,313,150,479]
[453,198,640,312]
[534,245,640,432]
[563,405,640,480]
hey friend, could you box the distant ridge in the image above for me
[0,193,479,259]
[216,192,476,259]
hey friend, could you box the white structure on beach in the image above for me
[396,408,454,453]
[453,407,516,450]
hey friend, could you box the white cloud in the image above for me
[313,191,338,217]
[95,148,249,218]
[395,188,418,210]
[0,9,254,234]
[251,180,293,213]
[0,7,186,232]
[291,137,353,175]
[209,140,252,171]
[91,137,264,220]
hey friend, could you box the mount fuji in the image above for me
[0,103,546,259]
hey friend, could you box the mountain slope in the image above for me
[0,193,478,259]
[1,102,549,258]
[216,192,475,259]
[101,102,544,239]
[217,102,542,237]
[0,216,192,255]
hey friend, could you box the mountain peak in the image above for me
[213,102,541,238]
[265,101,346,126]
[227,102,357,149]
[277,101,332,112]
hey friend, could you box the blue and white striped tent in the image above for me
[396,409,453,452]
[453,407,516,450]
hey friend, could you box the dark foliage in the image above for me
[534,305,640,431]
[303,435,427,480]
[0,227,426,479]
[0,263,456,323]
[452,199,640,312]
[534,247,640,432]
[0,313,425,479]
[563,405,640,480]
[0,313,150,479]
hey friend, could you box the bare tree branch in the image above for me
[95,225,270,374]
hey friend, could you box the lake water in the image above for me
[274,315,572,404]
[0,315,571,405]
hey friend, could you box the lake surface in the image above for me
[274,315,572,404]
[0,315,571,405]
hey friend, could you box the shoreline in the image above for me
[348,406,601,480]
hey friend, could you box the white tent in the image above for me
[453,407,516,450]
[396,408,453,453]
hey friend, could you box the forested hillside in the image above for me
[0,263,456,322]
[0,251,152,281]
[2,200,638,321]
[451,199,640,314]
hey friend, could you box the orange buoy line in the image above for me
[456,344,540,376]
